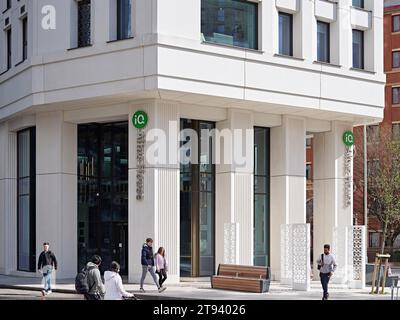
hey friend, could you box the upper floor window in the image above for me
[78,0,91,48]
[117,0,132,40]
[6,28,11,70]
[4,0,11,11]
[393,50,400,69]
[352,29,364,69]
[279,12,293,56]
[393,15,400,33]
[317,21,330,63]
[352,0,364,9]
[367,125,380,143]
[393,87,400,105]
[22,17,28,61]
[201,0,258,50]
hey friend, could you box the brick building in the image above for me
[353,0,400,262]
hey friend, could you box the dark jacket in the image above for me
[141,244,154,266]
[37,250,58,270]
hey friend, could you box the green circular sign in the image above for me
[343,131,355,147]
[132,111,148,129]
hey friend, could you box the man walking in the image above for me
[140,238,166,293]
[317,244,337,300]
[37,242,58,296]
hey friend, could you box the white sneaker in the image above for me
[158,287,166,293]
[47,290,52,295]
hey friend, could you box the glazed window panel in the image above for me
[201,0,258,50]
[17,128,36,272]
[352,30,364,69]
[352,0,364,8]
[393,87,400,105]
[279,12,293,56]
[317,21,330,63]
[117,0,132,40]
[393,51,400,69]
[393,15,400,32]
[78,0,91,47]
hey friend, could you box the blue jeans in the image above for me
[43,270,52,292]
[320,273,330,299]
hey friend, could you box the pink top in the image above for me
[155,254,168,272]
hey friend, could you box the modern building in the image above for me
[0,0,384,285]
[353,0,400,262]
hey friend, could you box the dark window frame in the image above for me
[393,50,400,69]
[279,12,293,56]
[22,16,28,61]
[201,0,259,50]
[17,127,36,272]
[253,127,270,267]
[393,87,400,105]
[77,0,91,48]
[117,0,132,40]
[352,29,364,69]
[317,21,330,63]
[6,28,11,70]
[393,15,400,33]
[352,0,364,9]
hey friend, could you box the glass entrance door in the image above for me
[78,122,128,274]
[180,119,215,277]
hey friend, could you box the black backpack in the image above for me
[75,266,95,294]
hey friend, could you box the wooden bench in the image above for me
[211,264,271,293]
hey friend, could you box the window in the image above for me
[201,0,258,50]
[352,0,364,8]
[17,128,36,272]
[22,17,28,61]
[6,28,11,70]
[254,127,270,267]
[369,232,380,248]
[367,125,380,143]
[393,15,400,32]
[5,0,11,11]
[393,123,400,141]
[393,87,400,105]
[117,0,132,40]
[279,12,293,56]
[352,30,364,69]
[317,21,330,63]
[306,164,312,180]
[78,0,91,47]
[393,51,400,69]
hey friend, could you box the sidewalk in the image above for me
[0,275,392,300]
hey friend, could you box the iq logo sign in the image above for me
[132,111,148,129]
[343,131,354,147]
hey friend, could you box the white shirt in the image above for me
[317,253,337,274]
[104,271,133,300]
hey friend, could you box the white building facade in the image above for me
[0,0,384,286]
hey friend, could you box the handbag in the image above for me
[317,254,324,270]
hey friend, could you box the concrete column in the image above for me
[270,116,306,280]
[215,110,254,269]
[0,122,17,274]
[36,111,77,279]
[313,121,353,283]
[128,101,180,284]
[336,0,352,67]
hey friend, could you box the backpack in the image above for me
[75,266,95,294]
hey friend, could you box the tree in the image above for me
[363,127,400,254]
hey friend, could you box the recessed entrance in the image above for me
[77,122,128,274]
